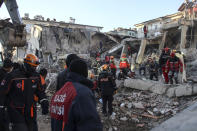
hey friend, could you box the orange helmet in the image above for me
[90,73,95,79]
[24,54,40,67]
[102,64,108,70]
[110,56,114,59]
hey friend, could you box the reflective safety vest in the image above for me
[119,57,129,69]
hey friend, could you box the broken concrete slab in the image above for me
[150,83,167,95]
[166,88,176,98]
[192,84,197,94]
[175,84,193,97]
[124,78,196,98]
[124,78,154,91]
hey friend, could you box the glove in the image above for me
[114,90,117,95]
[41,100,49,115]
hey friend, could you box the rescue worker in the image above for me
[159,47,171,84]
[93,56,102,75]
[105,54,110,64]
[166,51,183,84]
[98,64,116,117]
[56,54,80,91]
[127,46,132,57]
[143,25,148,38]
[119,53,130,77]
[0,54,49,131]
[32,68,48,131]
[0,58,13,131]
[51,59,102,131]
[139,61,146,76]
[0,58,13,82]
[148,58,159,81]
[109,56,117,78]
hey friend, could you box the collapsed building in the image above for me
[1,1,197,131]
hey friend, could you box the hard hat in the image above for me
[122,53,126,57]
[170,52,175,57]
[172,49,177,53]
[90,73,95,79]
[24,54,40,67]
[110,56,114,59]
[164,47,170,52]
[102,64,108,70]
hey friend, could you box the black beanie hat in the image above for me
[66,54,80,67]
[3,58,13,68]
[69,59,88,78]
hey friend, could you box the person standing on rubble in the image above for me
[31,68,48,131]
[56,54,80,91]
[166,51,183,84]
[105,53,110,64]
[119,53,130,78]
[51,59,102,131]
[109,56,117,78]
[0,54,49,131]
[0,58,13,131]
[148,58,159,81]
[0,58,13,82]
[98,64,116,117]
[143,25,148,38]
[159,47,171,84]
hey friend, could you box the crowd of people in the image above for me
[0,48,184,131]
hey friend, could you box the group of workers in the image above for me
[139,47,184,84]
[159,47,183,84]
[0,48,184,131]
[0,54,104,131]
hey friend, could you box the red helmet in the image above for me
[170,52,175,57]
[164,47,170,53]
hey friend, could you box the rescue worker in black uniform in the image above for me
[98,64,116,117]
[56,54,79,91]
[32,68,48,131]
[0,54,49,131]
[0,58,13,82]
[148,58,159,81]
[0,58,13,131]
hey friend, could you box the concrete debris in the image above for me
[95,85,197,131]
[45,73,58,91]
[133,102,145,109]
[124,78,197,98]
[120,117,128,121]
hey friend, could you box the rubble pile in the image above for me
[97,87,197,131]
[124,78,197,97]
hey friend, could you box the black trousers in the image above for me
[102,95,113,115]
[150,72,158,81]
[139,67,146,76]
[111,69,116,78]
[169,71,178,84]
[0,108,10,131]
[11,122,33,131]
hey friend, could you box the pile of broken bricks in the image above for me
[97,86,197,131]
